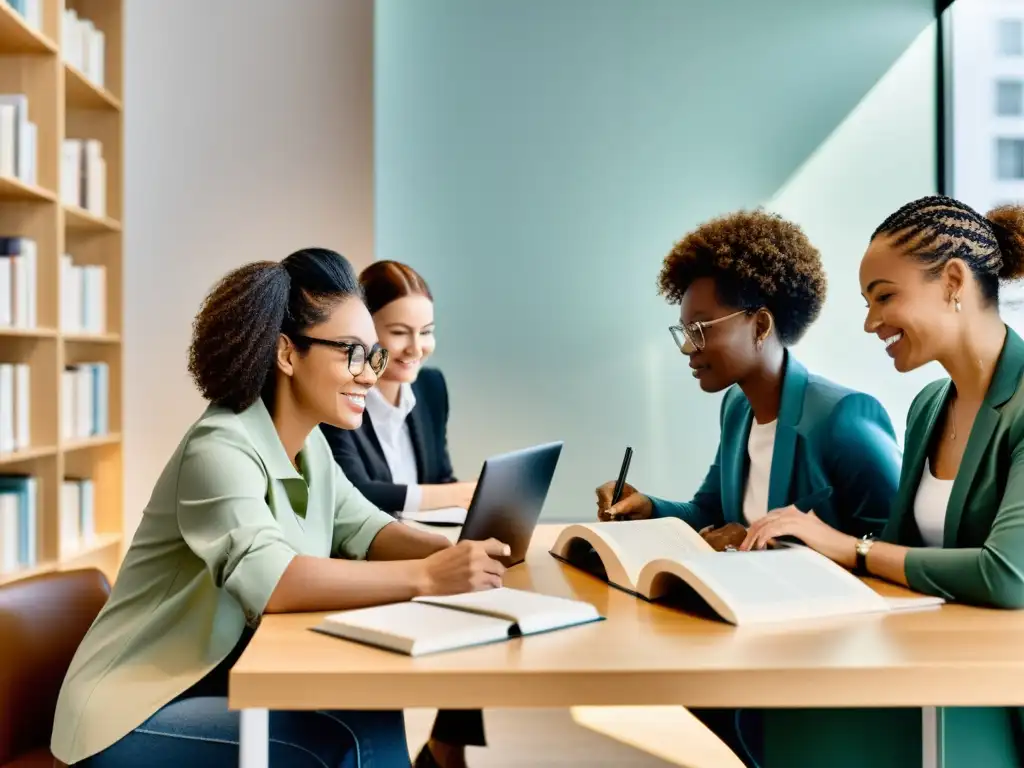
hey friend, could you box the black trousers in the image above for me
[430,710,487,746]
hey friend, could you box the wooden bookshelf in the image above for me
[0,0,123,586]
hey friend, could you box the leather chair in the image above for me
[0,569,110,768]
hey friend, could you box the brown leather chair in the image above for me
[0,569,110,768]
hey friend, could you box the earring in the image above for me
[955,297,962,313]
[755,337,764,351]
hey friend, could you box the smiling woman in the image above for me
[49,248,510,768]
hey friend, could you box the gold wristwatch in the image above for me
[854,534,875,575]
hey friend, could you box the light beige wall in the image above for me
[123,0,374,535]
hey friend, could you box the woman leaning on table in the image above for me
[741,195,1024,764]
[49,247,509,768]
[593,209,904,768]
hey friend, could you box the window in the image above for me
[997,80,1024,115]
[998,18,1024,55]
[996,138,1024,179]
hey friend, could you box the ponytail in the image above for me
[187,248,362,412]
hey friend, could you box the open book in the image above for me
[550,518,944,626]
[312,587,602,656]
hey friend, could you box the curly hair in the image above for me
[187,247,363,412]
[657,209,827,346]
[872,194,1024,306]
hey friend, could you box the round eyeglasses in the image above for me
[291,335,389,376]
[668,309,748,352]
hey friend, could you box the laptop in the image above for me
[457,440,564,567]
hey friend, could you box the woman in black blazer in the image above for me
[321,260,482,768]
[322,261,476,516]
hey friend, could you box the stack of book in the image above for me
[61,254,106,334]
[60,476,95,558]
[0,473,37,574]
[0,237,37,329]
[61,8,105,87]
[2,0,42,32]
[62,362,109,441]
[0,362,29,454]
[61,139,106,215]
[0,94,37,186]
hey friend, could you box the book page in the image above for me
[589,518,713,586]
[317,601,513,656]
[415,587,600,635]
[642,547,888,625]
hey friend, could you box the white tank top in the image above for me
[913,460,954,548]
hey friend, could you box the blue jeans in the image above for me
[76,696,410,768]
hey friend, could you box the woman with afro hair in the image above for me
[595,209,903,767]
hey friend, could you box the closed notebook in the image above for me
[312,587,603,656]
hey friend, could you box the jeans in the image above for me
[76,695,410,768]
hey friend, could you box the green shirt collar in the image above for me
[236,397,304,481]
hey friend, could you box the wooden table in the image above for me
[229,524,1024,767]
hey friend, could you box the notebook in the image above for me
[312,587,602,656]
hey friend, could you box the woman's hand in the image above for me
[416,538,510,595]
[740,507,856,567]
[421,481,478,511]
[595,481,653,521]
[698,522,748,552]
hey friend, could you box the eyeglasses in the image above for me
[291,335,389,376]
[669,309,748,352]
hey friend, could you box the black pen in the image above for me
[610,446,633,506]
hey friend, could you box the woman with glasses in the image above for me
[593,209,903,767]
[51,248,509,768]
[321,260,485,768]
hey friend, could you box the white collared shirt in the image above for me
[365,384,422,513]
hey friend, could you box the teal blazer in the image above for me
[650,353,901,538]
[882,325,1024,609]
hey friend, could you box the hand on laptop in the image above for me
[595,481,653,521]
[417,538,510,595]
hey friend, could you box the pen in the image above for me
[610,446,633,507]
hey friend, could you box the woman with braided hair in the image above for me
[51,247,510,768]
[742,195,1024,607]
[739,195,1024,764]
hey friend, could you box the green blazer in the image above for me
[881,325,1024,609]
[650,353,901,538]
[50,398,396,765]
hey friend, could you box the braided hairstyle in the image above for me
[187,247,363,413]
[871,195,1024,305]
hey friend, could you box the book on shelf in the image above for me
[313,586,603,656]
[3,0,42,32]
[60,476,95,558]
[61,254,106,334]
[0,237,37,329]
[0,362,29,453]
[62,362,109,441]
[0,474,37,574]
[0,94,37,186]
[62,8,105,88]
[549,518,944,626]
[61,139,106,216]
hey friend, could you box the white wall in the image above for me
[767,23,940,441]
[123,0,374,535]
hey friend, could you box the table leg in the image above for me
[922,707,940,768]
[239,708,269,768]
